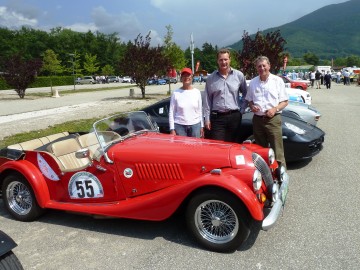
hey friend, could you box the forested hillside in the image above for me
[229,0,360,59]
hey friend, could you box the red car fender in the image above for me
[0,160,50,207]
[184,173,264,221]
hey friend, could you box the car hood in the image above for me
[108,132,254,172]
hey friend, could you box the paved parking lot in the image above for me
[1,82,360,269]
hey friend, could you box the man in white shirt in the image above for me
[246,56,289,168]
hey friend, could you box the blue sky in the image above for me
[0,0,349,49]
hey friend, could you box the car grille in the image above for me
[135,163,184,180]
[252,153,273,192]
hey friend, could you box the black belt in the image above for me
[254,113,280,119]
[211,109,239,116]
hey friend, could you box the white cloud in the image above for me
[91,6,142,41]
[0,6,38,28]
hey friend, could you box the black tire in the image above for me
[296,86,304,90]
[2,173,44,222]
[0,251,24,270]
[186,189,251,253]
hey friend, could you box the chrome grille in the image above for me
[252,153,273,191]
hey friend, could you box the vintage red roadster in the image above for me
[0,111,289,252]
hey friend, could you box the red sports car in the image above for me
[0,111,289,252]
[279,75,309,90]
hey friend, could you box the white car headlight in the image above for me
[253,169,262,191]
[284,122,306,135]
[268,148,275,165]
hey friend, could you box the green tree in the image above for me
[119,32,169,98]
[163,25,186,72]
[41,49,63,91]
[83,53,100,75]
[1,54,43,98]
[102,64,115,76]
[303,52,319,66]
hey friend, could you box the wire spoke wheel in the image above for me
[195,200,239,244]
[2,173,44,221]
[186,190,250,252]
[6,180,33,216]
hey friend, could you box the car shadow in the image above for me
[287,158,313,170]
[0,201,200,250]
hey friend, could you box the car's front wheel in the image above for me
[2,173,44,221]
[186,189,251,253]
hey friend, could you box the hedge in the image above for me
[0,76,75,90]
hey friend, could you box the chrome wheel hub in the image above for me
[6,181,32,215]
[195,200,239,244]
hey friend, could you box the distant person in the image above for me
[291,70,297,80]
[203,48,248,142]
[315,70,322,89]
[343,70,350,85]
[169,68,204,138]
[310,71,315,88]
[336,71,341,84]
[324,71,332,89]
[246,56,289,169]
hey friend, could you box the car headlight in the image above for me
[284,122,306,135]
[253,169,262,191]
[268,148,275,165]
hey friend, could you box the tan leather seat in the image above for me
[48,138,91,172]
[77,131,121,160]
[77,133,100,158]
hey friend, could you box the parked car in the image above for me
[143,97,325,162]
[122,76,134,83]
[76,76,96,84]
[279,75,308,90]
[286,87,312,104]
[156,78,167,85]
[107,76,120,83]
[0,111,288,253]
[285,101,321,126]
[164,77,178,84]
[0,230,23,269]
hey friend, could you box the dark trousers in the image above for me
[209,111,242,142]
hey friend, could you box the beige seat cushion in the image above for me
[77,133,100,158]
[77,131,120,160]
[48,138,90,172]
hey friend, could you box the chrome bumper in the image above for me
[262,171,289,230]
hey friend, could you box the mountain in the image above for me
[229,0,360,59]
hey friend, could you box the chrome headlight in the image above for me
[268,148,275,165]
[252,169,262,191]
[284,122,306,135]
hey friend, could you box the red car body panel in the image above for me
[279,75,308,90]
[0,132,269,221]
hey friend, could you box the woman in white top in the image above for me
[169,68,204,138]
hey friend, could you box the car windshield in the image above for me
[93,111,158,149]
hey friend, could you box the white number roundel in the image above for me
[68,172,104,199]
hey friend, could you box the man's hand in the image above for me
[205,121,211,130]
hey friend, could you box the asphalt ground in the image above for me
[1,81,360,269]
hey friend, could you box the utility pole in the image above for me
[190,33,195,75]
[68,53,75,90]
